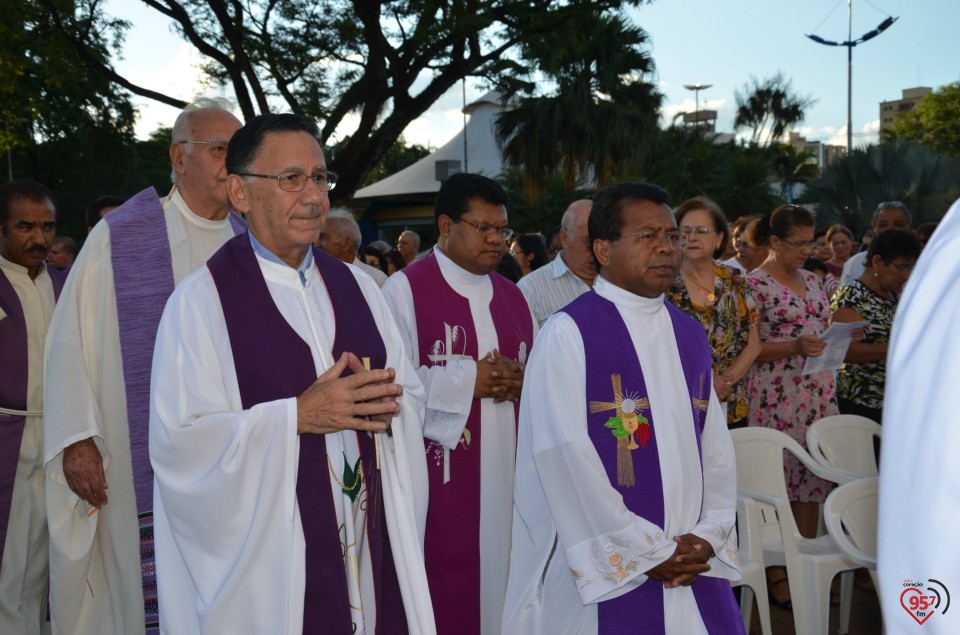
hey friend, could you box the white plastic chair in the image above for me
[733,495,773,635]
[824,477,879,592]
[807,414,881,482]
[731,427,857,635]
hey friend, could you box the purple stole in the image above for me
[104,187,245,628]
[402,252,534,635]
[207,234,406,635]
[0,265,65,569]
[563,291,743,635]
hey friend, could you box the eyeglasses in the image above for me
[177,139,229,159]
[679,226,719,237]
[611,227,684,249]
[780,238,816,250]
[457,218,514,241]
[237,170,338,192]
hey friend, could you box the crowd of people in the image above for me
[0,97,942,635]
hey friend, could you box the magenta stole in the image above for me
[207,235,406,634]
[562,291,743,635]
[403,252,534,635]
[0,265,65,569]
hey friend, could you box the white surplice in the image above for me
[381,247,538,634]
[878,197,960,633]
[42,189,237,634]
[149,247,434,635]
[503,276,740,635]
[0,256,57,635]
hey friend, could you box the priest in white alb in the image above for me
[503,182,743,634]
[149,113,434,634]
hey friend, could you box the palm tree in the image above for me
[734,73,815,148]
[494,11,661,199]
[799,139,960,234]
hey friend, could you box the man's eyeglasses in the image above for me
[237,170,338,192]
[177,139,229,159]
[457,218,514,241]
[679,226,718,237]
[780,238,816,250]
[611,227,684,249]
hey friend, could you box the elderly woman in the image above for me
[508,233,548,277]
[747,205,839,608]
[667,197,760,428]
[824,224,854,278]
[830,229,922,424]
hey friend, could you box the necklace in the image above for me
[684,270,716,303]
[327,453,363,492]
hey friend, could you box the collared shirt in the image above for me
[517,250,591,326]
[839,251,867,287]
[249,232,313,287]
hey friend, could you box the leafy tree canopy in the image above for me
[734,72,815,148]
[38,0,643,202]
[890,82,960,157]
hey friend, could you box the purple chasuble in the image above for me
[0,265,65,569]
[104,187,245,628]
[402,252,534,635]
[563,291,743,635]
[207,234,406,635]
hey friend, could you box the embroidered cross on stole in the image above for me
[590,373,651,487]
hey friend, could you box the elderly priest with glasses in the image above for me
[148,113,434,634]
[503,182,743,635]
[43,97,245,634]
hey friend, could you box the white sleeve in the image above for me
[838,253,863,287]
[381,273,475,449]
[689,390,741,580]
[522,314,677,606]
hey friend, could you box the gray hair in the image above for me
[170,97,236,183]
[872,201,912,227]
[326,207,361,251]
[400,229,420,248]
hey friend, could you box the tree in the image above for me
[493,10,660,199]
[357,136,430,187]
[799,139,960,233]
[734,73,815,147]
[768,143,819,203]
[39,0,637,202]
[890,82,960,156]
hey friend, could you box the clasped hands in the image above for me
[645,533,714,588]
[473,348,525,404]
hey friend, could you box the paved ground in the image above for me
[747,579,882,634]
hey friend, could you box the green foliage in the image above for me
[890,82,960,157]
[494,10,661,199]
[734,73,816,148]
[499,169,588,233]
[358,136,431,187]
[799,139,960,234]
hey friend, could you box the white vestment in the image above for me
[503,276,740,635]
[353,256,389,287]
[42,189,237,634]
[150,246,434,635]
[0,256,57,635]
[381,247,538,634]
[878,198,960,633]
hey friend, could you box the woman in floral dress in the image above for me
[667,197,760,428]
[747,206,839,608]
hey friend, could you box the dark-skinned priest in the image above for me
[149,113,435,634]
[503,182,743,634]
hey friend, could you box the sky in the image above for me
[108,0,960,151]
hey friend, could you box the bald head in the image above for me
[560,200,596,286]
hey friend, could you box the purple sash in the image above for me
[207,234,406,634]
[403,252,533,635]
[0,265,65,569]
[563,291,743,634]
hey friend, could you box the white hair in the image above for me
[325,207,361,251]
[170,97,236,184]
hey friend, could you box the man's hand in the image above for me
[645,534,714,588]
[473,349,525,403]
[63,438,108,508]
[297,352,402,435]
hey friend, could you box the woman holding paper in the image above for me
[830,228,922,424]
[746,206,838,608]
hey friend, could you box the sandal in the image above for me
[768,577,793,612]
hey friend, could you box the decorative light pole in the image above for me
[683,83,712,128]
[806,0,897,152]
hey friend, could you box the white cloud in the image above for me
[129,45,217,137]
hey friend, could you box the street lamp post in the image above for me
[683,83,712,128]
[806,1,897,152]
